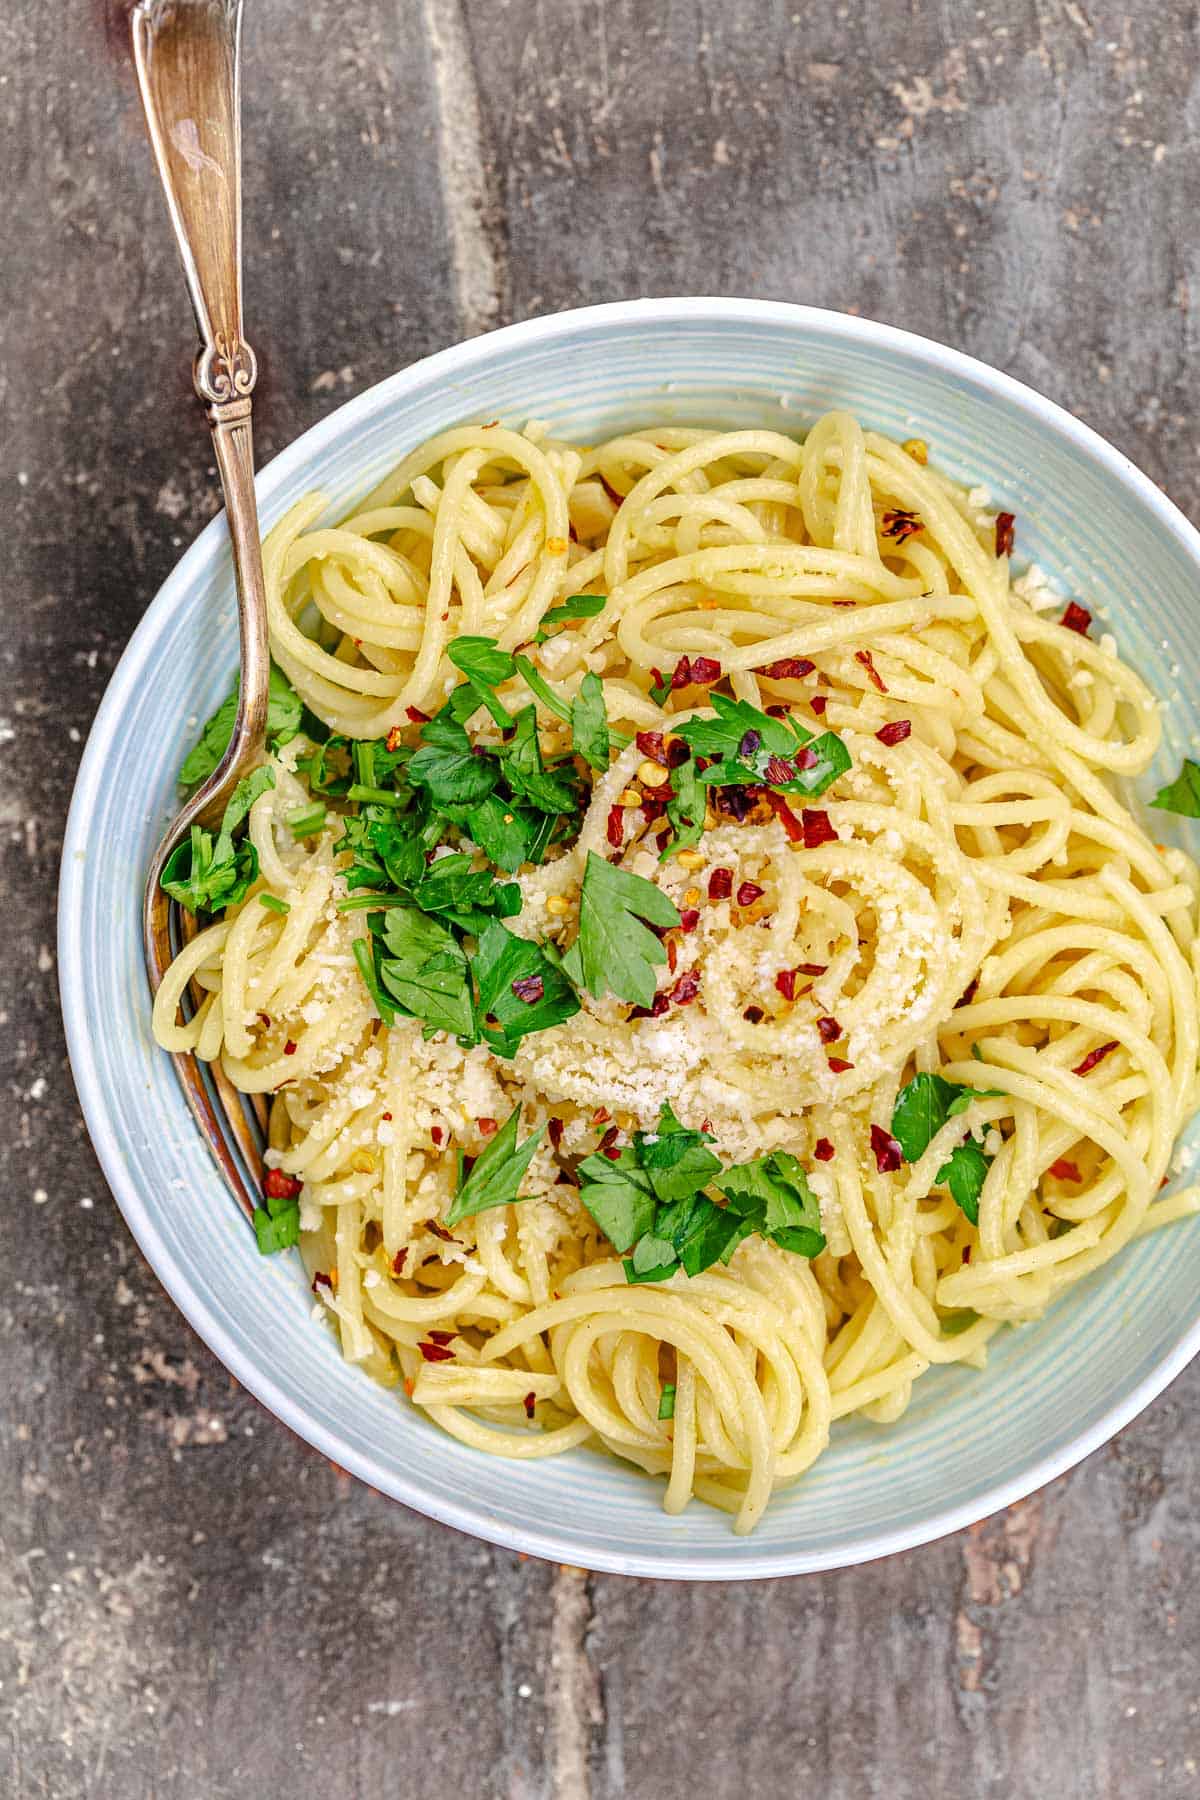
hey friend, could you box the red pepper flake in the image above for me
[816,1016,842,1043]
[761,790,802,842]
[759,657,816,680]
[810,695,828,716]
[425,1220,459,1243]
[629,992,671,1020]
[827,1056,854,1074]
[650,665,666,694]
[598,1125,620,1154]
[956,977,979,1008]
[796,962,828,976]
[548,1118,564,1150]
[995,511,1016,558]
[736,880,765,907]
[801,809,838,849]
[640,789,671,824]
[775,968,797,1001]
[855,649,887,693]
[743,1005,765,1023]
[427,1329,455,1345]
[606,805,625,849]
[418,1340,455,1363]
[671,970,701,1006]
[670,656,694,690]
[814,1137,835,1162]
[962,1245,972,1265]
[881,508,924,544]
[832,600,857,609]
[870,1124,903,1172]
[523,1391,536,1420]
[875,719,912,746]
[392,1248,408,1276]
[666,937,679,974]
[257,1012,272,1026]
[405,704,430,724]
[385,726,405,755]
[512,974,545,1004]
[636,729,668,765]
[1061,601,1092,636]
[592,1107,612,1125]
[311,1270,332,1294]
[283,1040,297,1056]
[1049,1158,1082,1182]
[478,1117,499,1138]
[708,867,733,900]
[689,656,722,685]
[382,1112,392,1122]
[264,1168,302,1201]
[431,1125,444,1146]
[763,754,797,785]
[1073,1040,1118,1077]
[666,737,691,769]
[765,704,788,718]
[680,908,700,933]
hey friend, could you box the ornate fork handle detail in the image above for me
[196,329,258,407]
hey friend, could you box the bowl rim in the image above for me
[58,295,1200,1580]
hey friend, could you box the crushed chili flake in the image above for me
[592,1107,612,1125]
[763,754,796,784]
[636,729,668,765]
[382,1111,392,1121]
[736,880,765,906]
[666,937,678,974]
[478,1118,499,1137]
[760,657,816,680]
[425,1219,459,1242]
[264,1168,302,1201]
[418,1340,455,1363]
[816,1015,842,1043]
[640,788,671,823]
[311,1270,332,1294]
[962,1246,972,1265]
[666,737,691,769]
[597,1125,620,1154]
[775,968,797,1001]
[405,704,431,724]
[1049,1158,1082,1182]
[689,656,722,685]
[855,649,887,693]
[875,719,912,746]
[523,1392,536,1420]
[511,974,545,1004]
[765,704,789,718]
[810,694,828,715]
[671,969,701,1006]
[881,507,924,544]
[801,808,838,849]
[650,665,666,694]
[957,977,979,1008]
[283,1040,297,1056]
[715,785,753,821]
[762,790,802,842]
[796,962,828,976]
[430,1125,444,1146]
[427,1329,455,1345]
[385,724,404,752]
[743,1005,765,1023]
[630,992,671,1020]
[994,511,1016,558]
[680,907,700,933]
[606,804,625,848]
[1073,1040,1118,1077]
[392,1248,408,1276]
[548,1118,564,1150]
[708,867,733,900]
[670,656,694,690]
[871,1124,904,1172]
[814,1138,835,1162]
[827,1056,854,1073]
[1061,601,1092,636]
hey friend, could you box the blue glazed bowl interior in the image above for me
[59,300,1200,1578]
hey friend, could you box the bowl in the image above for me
[59,297,1200,1579]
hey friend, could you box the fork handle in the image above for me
[131,0,270,788]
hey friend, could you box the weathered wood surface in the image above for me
[4,2,1200,1794]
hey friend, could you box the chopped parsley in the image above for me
[561,852,681,1008]
[160,766,275,914]
[252,1188,300,1255]
[444,1106,545,1226]
[661,754,706,860]
[534,593,607,643]
[472,918,581,1055]
[1152,758,1200,818]
[675,692,850,797]
[571,671,610,772]
[377,905,475,1040]
[890,1072,1000,1225]
[658,1383,677,1420]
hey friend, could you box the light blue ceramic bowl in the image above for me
[59,299,1200,1579]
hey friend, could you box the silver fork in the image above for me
[133,0,270,1219]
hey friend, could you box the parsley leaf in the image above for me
[560,851,681,1008]
[661,754,705,860]
[534,593,607,643]
[411,854,522,934]
[253,1190,300,1255]
[444,1107,545,1226]
[1152,758,1200,817]
[890,1072,998,1223]
[472,918,581,1055]
[513,654,572,724]
[503,707,579,815]
[658,1382,676,1420]
[718,1150,827,1258]
[160,766,275,914]
[376,905,475,1040]
[178,664,303,787]
[571,671,610,772]
[576,1151,658,1252]
[459,794,543,872]
[408,714,500,808]
[675,692,851,797]
[939,1140,990,1225]
[446,636,516,728]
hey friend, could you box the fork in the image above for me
[133,0,270,1219]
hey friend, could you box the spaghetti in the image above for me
[153,413,1200,1532]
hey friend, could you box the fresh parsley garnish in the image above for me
[570,671,610,772]
[534,593,607,643]
[658,1383,676,1420]
[447,636,517,729]
[253,1188,300,1255]
[504,706,580,814]
[576,1105,826,1284]
[675,692,850,797]
[472,918,581,1055]
[890,1072,999,1225]
[1152,759,1200,817]
[444,1106,545,1226]
[160,766,275,914]
[178,663,303,787]
[376,905,475,1040]
[408,714,500,809]
[561,851,681,1008]
[661,754,706,860]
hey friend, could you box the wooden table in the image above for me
[4,3,1198,1793]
